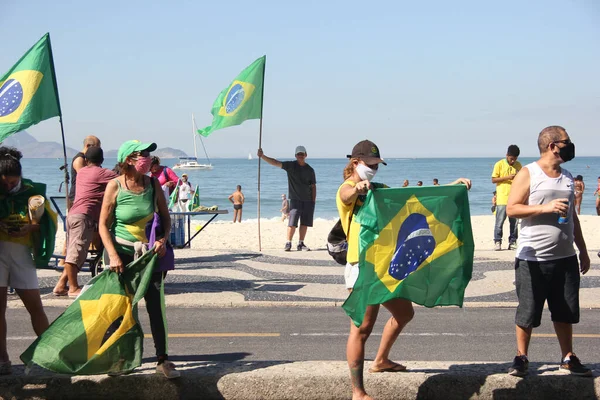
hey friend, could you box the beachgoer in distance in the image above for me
[228,185,245,223]
[258,146,316,251]
[506,126,591,377]
[53,147,118,298]
[573,175,584,215]
[492,144,521,251]
[99,140,180,379]
[416,181,423,186]
[0,147,50,375]
[432,178,439,186]
[280,194,289,221]
[177,173,194,212]
[337,139,472,399]
[593,177,600,215]
[402,179,409,187]
[150,156,179,203]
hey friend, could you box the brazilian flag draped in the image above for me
[0,178,57,268]
[198,56,265,137]
[21,251,159,375]
[0,33,61,142]
[343,185,474,326]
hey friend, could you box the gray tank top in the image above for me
[516,162,575,261]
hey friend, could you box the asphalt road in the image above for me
[5,306,599,368]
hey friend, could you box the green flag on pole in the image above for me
[197,56,265,137]
[190,184,200,211]
[21,251,159,375]
[342,185,474,326]
[0,33,61,142]
[168,179,180,210]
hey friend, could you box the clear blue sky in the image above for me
[1,0,599,158]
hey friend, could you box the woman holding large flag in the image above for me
[98,140,180,379]
[337,140,472,400]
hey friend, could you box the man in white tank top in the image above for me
[505,126,591,377]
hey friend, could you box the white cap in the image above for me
[295,145,307,155]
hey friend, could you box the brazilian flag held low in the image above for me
[343,185,474,326]
[21,251,159,375]
[0,33,60,142]
[197,56,265,137]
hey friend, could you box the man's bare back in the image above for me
[229,191,244,205]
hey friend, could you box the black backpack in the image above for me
[327,201,358,265]
[327,219,349,265]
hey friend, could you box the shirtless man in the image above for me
[228,185,245,223]
[574,175,585,215]
[593,177,600,216]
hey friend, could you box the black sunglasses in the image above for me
[131,150,150,158]
[552,139,572,145]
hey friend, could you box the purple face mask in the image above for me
[134,156,152,174]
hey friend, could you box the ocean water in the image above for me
[20,157,600,221]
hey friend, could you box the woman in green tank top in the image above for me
[99,140,180,379]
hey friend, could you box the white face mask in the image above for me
[8,179,22,194]
[356,163,377,181]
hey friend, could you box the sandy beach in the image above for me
[54,215,600,255]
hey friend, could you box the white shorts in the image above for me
[0,241,39,290]
[344,262,359,290]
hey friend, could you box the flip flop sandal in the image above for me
[368,362,407,373]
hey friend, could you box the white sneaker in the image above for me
[156,361,180,379]
[494,242,501,251]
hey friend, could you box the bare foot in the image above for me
[352,393,374,400]
[52,286,68,296]
[68,288,81,298]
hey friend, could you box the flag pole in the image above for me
[46,33,69,211]
[257,56,266,252]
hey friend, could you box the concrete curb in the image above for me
[1,361,598,399]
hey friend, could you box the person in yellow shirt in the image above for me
[492,145,521,250]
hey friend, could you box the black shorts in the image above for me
[288,199,315,228]
[233,204,242,210]
[514,256,580,328]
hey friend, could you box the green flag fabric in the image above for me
[197,56,265,137]
[168,180,180,209]
[190,184,200,211]
[0,33,61,142]
[21,251,159,375]
[342,185,474,326]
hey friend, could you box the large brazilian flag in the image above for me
[197,56,265,137]
[343,185,474,326]
[0,33,60,142]
[21,251,159,375]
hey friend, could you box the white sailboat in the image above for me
[248,153,252,160]
[172,114,213,170]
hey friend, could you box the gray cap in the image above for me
[295,145,307,155]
